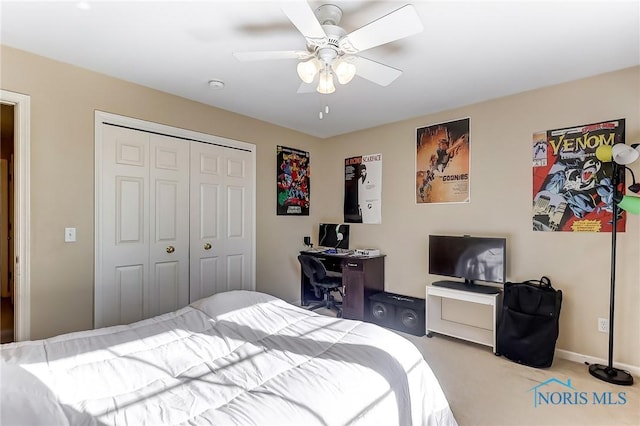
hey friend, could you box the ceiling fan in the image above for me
[233,1,423,94]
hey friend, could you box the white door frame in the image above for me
[95,111,256,326]
[0,90,31,342]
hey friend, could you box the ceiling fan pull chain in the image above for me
[318,101,330,120]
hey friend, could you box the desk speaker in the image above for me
[368,292,425,336]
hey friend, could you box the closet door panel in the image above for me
[99,125,150,327]
[194,257,218,300]
[224,150,253,292]
[116,177,144,243]
[190,143,253,302]
[155,261,180,315]
[116,265,145,325]
[226,254,246,292]
[148,134,190,318]
[190,144,222,302]
[227,186,244,238]
[199,183,219,239]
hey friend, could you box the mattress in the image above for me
[1,290,457,425]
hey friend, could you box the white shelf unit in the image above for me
[425,285,502,353]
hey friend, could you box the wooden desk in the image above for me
[299,250,385,320]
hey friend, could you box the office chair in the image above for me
[297,255,343,317]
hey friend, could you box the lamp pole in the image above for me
[588,162,634,385]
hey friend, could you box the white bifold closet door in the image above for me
[98,125,190,327]
[189,142,253,302]
[97,124,254,328]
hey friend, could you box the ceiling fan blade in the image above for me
[296,81,317,94]
[351,56,402,86]
[339,4,423,54]
[233,50,312,61]
[281,1,327,47]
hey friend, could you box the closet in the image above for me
[95,116,255,328]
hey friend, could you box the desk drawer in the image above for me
[342,260,364,271]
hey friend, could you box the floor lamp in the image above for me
[589,143,640,386]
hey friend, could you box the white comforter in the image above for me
[1,291,457,426]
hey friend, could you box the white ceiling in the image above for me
[1,1,639,138]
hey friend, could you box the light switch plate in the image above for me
[65,227,76,242]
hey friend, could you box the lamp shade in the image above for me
[297,59,319,84]
[595,145,612,162]
[317,69,335,94]
[611,143,640,165]
[332,58,356,85]
[617,195,640,214]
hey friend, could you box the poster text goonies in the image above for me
[416,118,470,204]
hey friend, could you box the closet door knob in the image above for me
[166,246,175,254]
[204,243,212,250]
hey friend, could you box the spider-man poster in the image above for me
[277,146,310,216]
[532,119,626,232]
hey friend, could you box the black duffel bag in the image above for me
[496,276,562,368]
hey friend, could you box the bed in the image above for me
[1,290,457,425]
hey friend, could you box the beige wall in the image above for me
[317,67,640,368]
[1,45,638,368]
[0,45,320,339]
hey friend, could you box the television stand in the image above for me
[425,284,503,353]
[432,280,502,294]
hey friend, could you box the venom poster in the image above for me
[532,119,626,232]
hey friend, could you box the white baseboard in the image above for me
[555,348,640,377]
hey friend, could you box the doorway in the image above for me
[0,90,31,342]
[0,104,15,343]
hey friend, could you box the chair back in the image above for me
[298,255,328,284]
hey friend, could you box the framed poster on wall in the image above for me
[416,118,470,204]
[277,145,310,216]
[344,153,382,224]
[532,119,626,232]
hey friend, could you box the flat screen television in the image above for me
[428,235,506,294]
[318,223,350,249]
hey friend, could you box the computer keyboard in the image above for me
[304,247,354,255]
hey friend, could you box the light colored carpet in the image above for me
[402,332,639,426]
[310,306,639,426]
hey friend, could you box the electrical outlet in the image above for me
[598,317,609,333]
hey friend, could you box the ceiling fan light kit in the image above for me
[317,68,336,94]
[234,1,424,95]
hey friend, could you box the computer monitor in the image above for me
[318,223,350,249]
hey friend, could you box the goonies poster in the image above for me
[416,118,470,204]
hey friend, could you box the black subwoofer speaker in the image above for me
[368,292,425,336]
